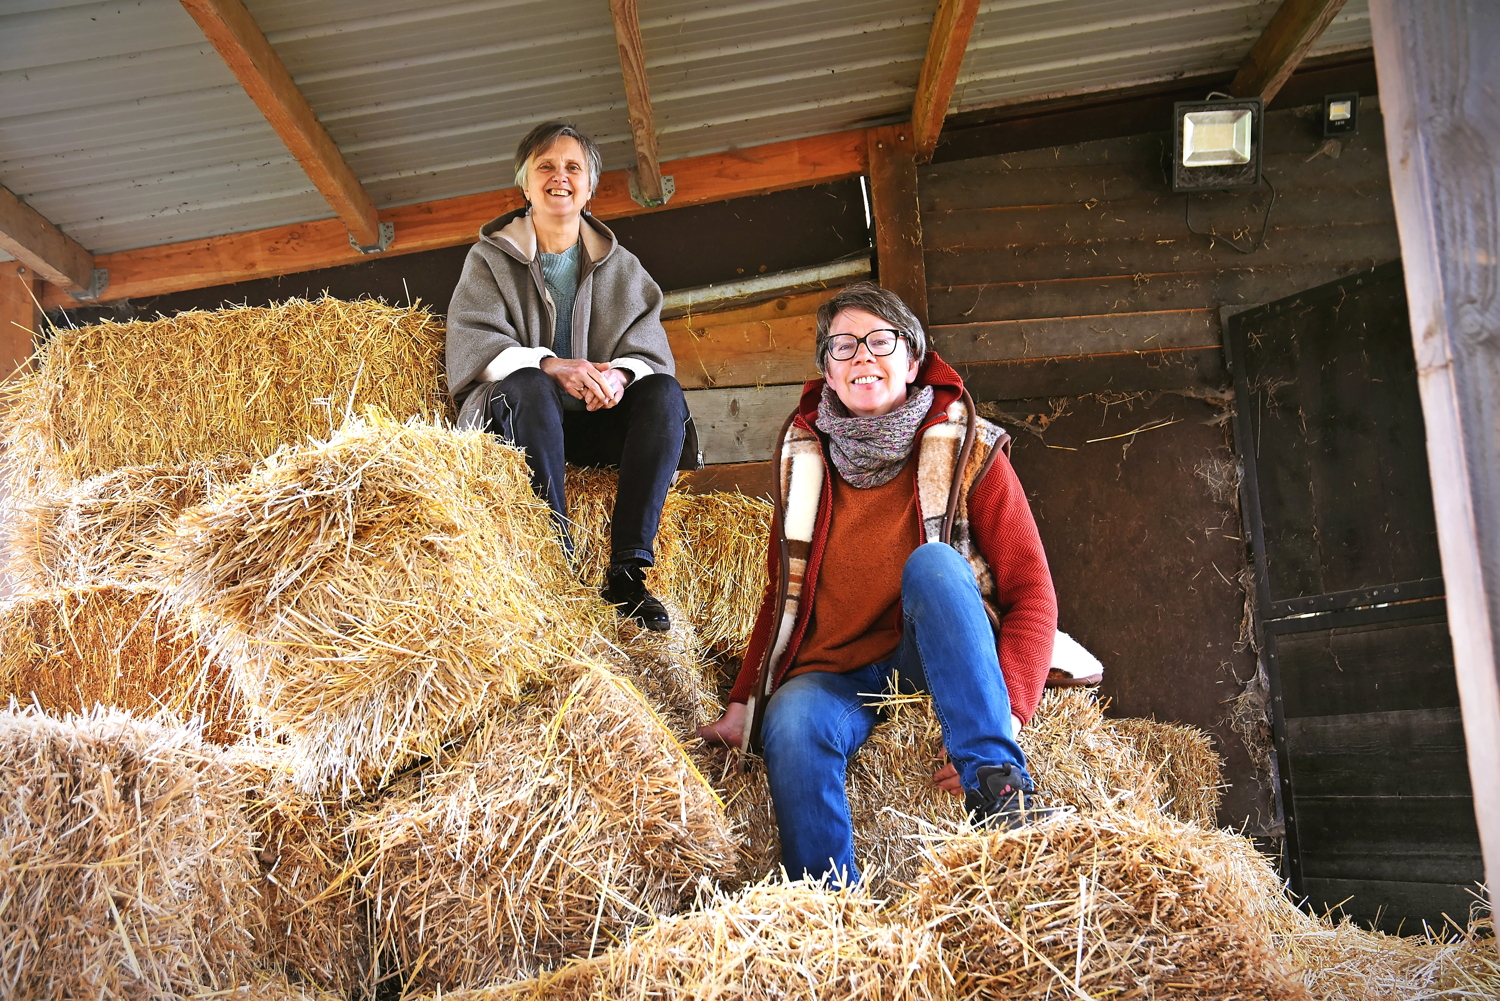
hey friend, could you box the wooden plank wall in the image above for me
[681,99,1400,477]
[921,98,1400,397]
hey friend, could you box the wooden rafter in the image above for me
[1230,0,1352,102]
[0,262,41,375]
[179,0,382,247]
[911,0,982,161]
[0,185,95,294]
[608,0,666,206]
[40,129,870,309]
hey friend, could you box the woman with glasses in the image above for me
[696,281,1059,886]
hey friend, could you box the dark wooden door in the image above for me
[1226,261,1483,934]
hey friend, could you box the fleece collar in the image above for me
[796,352,965,433]
[478,207,614,267]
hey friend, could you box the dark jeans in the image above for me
[489,367,689,565]
[761,543,1032,886]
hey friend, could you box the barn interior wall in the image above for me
[927,96,1399,832]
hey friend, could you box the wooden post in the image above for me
[1370,0,1500,895]
[0,263,39,376]
[866,125,928,328]
[608,0,666,206]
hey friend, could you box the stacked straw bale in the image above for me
[447,882,950,1001]
[0,297,448,501]
[706,688,1172,893]
[907,809,1311,1000]
[161,415,606,798]
[0,583,243,744]
[1110,715,1223,826]
[7,459,248,589]
[348,663,737,992]
[1276,909,1500,1000]
[0,707,264,998]
[563,467,771,657]
[228,744,371,994]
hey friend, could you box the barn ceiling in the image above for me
[0,0,1371,260]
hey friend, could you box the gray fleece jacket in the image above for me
[446,208,673,410]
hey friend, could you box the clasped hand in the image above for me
[540,357,627,410]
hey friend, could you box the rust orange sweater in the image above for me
[788,460,921,678]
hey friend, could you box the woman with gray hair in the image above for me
[446,121,698,631]
[696,281,1059,885]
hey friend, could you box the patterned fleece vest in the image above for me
[757,394,1010,703]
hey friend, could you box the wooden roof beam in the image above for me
[179,0,383,248]
[608,0,667,207]
[0,184,97,297]
[1230,0,1351,103]
[911,0,982,162]
[40,129,870,309]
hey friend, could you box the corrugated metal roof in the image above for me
[0,0,1373,259]
[954,0,1371,113]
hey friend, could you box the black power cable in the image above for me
[1184,177,1278,254]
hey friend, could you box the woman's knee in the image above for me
[902,542,980,615]
[626,372,688,419]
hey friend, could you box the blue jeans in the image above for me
[761,542,1031,884]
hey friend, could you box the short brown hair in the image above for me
[814,281,928,373]
[514,121,603,197]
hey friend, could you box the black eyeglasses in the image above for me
[826,329,907,361]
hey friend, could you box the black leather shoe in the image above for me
[963,763,1062,830]
[601,564,671,632]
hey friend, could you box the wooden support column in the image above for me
[179,0,382,247]
[608,0,665,206]
[1231,0,1351,102]
[911,0,981,161]
[0,263,40,376]
[1370,0,1500,895]
[866,125,927,327]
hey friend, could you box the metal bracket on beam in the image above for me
[629,173,674,209]
[350,221,395,254]
[66,269,110,302]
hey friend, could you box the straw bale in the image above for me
[906,809,1310,1000]
[7,459,249,589]
[606,620,722,740]
[0,706,264,998]
[445,881,950,1001]
[1277,910,1500,1000]
[0,297,448,499]
[562,467,771,657]
[0,583,244,744]
[1110,715,1224,827]
[350,662,738,992]
[245,769,370,992]
[162,415,606,798]
[697,689,1165,894]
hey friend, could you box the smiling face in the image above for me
[522,136,592,223]
[824,307,919,418]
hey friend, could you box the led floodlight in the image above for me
[1172,97,1263,192]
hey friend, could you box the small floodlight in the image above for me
[1322,92,1359,137]
[1172,97,1263,192]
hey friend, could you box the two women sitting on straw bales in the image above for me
[446,121,699,633]
[698,282,1065,886]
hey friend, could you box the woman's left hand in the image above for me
[589,366,629,411]
[932,756,963,797]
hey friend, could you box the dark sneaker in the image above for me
[601,564,670,632]
[964,763,1062,831]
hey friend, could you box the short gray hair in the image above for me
[814,281,928,373]
[514,121,603,198]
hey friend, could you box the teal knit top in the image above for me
[539,242,582,359]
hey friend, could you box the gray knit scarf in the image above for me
[816,383,935,488]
